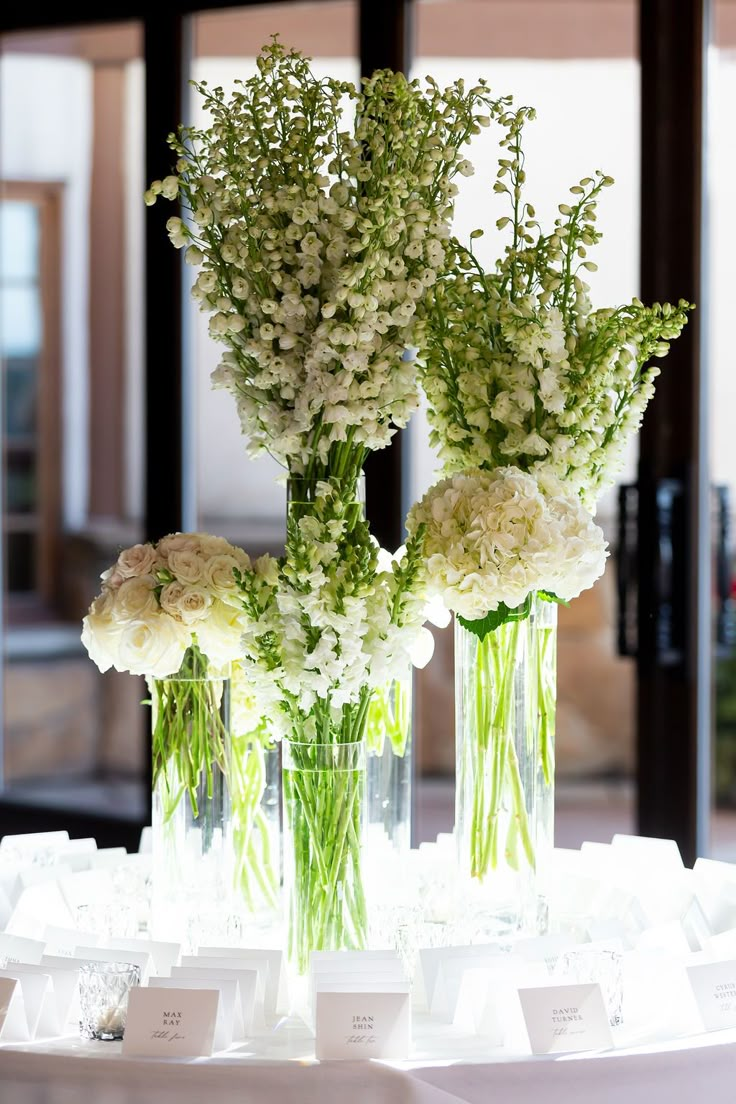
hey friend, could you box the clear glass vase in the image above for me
[150,646,234,950]
[229,662,282,942]
[282,739,367,974]
[230,734,281,939]
[454,594,557,938]
[365,666,412,857]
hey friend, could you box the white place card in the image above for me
[0,969,50,1039]
[150,976,238,1051]
[453,960,548,1046]
[89,848,128,870]
[0,977,34,1042]
[0,933,45,966]
[418,945,499,1010]
[0,963,77,1037]
[0,886,13,929]
[687,959,736,1032]
[75,945,151,981]
[611,834,684,871]
[60,869,114,914]
[518,983,613,1054]
[315,990,410,1060]
[430,947,505,1021]
[172,965,257,1034]
[198,946,284,1014]
[122,986,218,1058]
[107,938,180,977]
[138,827,152,854]
[44,926,99,957]
[0,831,69,856]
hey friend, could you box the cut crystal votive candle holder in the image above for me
[78,961,140,1040]
[554,946,624,1027]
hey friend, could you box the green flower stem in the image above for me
[151,645,229,824]
[537,624,557,786]
[230,736,279,911]
[366,676,411,757]
[463,618,536,881]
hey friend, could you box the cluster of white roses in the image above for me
[407,468,609,621]
[422,156,691,507]
[81,533,258,678]
[146,40,505,476]
[237,482,431,739]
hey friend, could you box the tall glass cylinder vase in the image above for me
[230,735,281,941]
[365,666,412,858]
[151,646,233,950]
[455,594,557,939]
[282,739,367,974]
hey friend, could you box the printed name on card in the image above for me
[150,976,238,1051]
[122,987,219,1058]
[687,959,736,1032]
[315,990,410,1060]
[517,983,614,1054]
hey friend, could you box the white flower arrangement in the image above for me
[236,480,431,740]
[421,107,691,507]
[146,40,508,483]
[407,467,608,625]
[81,532,253,678]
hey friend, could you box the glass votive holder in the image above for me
[554,946,624,1027]
[75,900,138,941]
[78,961,140,1040]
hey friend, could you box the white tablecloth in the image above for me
[1,1020,732,1104]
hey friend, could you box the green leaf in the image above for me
[457,593,533,640]
[537,590,570,608]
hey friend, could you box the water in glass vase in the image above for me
[455,594,557,939]
[150,646,234,950]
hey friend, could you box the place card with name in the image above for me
[122,986,219,1058]
[687,959,736,1032]
[149,976,238,1051]
[517,983,614,1054]
[44,926,99,957]
[315,989,410,1060]
[0,933,45,966]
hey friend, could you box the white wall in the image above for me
[0,55,92,531]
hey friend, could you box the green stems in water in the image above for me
[283,701,370,974]
[230,735,279,911]
[151,645,229,824]
[458,596,557,887]
[365,675,411,757]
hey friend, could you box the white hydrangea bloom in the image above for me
[406,467,608,621]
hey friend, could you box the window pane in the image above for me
[0,201,38,281]
[0,22,146,820]
[0,285,41,357]
[412,0,639,844]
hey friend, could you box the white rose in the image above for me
[157,533,200,557]
[160,581,212,624]
[167,549,204,584]
[117,616,188,678]
[116,543,158,579]
[202,554,243,600]
[114,575,158,621]
[81,591,123,672]
[195,599,245,668]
